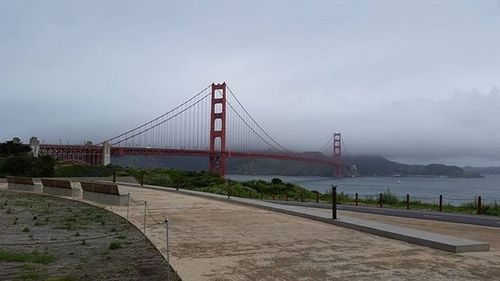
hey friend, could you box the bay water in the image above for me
[229,174,500,205]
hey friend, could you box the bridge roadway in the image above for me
[112,147,340,165]
[39,144,340,166]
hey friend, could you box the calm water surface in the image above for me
[229,174,500,205]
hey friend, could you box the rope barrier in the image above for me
[145,203,164,226]
[130,198,146,206]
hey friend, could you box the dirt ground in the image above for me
[105,185,500,281]
[0,188,175,281]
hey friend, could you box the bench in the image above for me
[7,176,42,192]
[80,181,129,206]
[41,179,79,197]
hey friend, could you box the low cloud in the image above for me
[342,88,500,165]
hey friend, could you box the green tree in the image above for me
[0,141,31,156]
[271,178,283,185]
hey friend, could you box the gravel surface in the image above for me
[0,189,178,281]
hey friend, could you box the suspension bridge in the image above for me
[34,83,343,177]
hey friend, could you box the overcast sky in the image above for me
[1,0,500,166]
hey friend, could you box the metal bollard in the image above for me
[477,196,482,214]
[439,195,443,212]
[406,194,410,210]
[379,193,383,208]
[113,171,116,183]
[332,185,337,219]
[316,192,319,203]
[355,192,358,206]
[285,191,288,201]
[301,190,304,202]
[272,194,275,200]
[140,172,144,186]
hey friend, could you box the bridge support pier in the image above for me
[29,137,40,158]
[102,141,111,166]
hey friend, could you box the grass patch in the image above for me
[109,240,122,250]
[0,249,56,264]
[47,275,77,281]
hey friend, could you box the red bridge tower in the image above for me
[209,83,227,177]
[333,132,342,177]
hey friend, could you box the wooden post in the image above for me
[439,195,443,212]
[355,192,358,206]
[406,194,410,210]
[332,185,337,219]
[379,193,383,208]
[477,196,482,214]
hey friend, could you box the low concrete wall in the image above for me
[83,191,129,206]
[43,186,80,198]
[8,183,43,192]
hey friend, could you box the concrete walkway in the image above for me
[116,182,489,253]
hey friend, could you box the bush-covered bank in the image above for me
[52,164,500,216]
[54,164,117,177]
[126,168,322,201]
[53,165,321,201]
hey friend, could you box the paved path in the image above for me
[112,185,500,281]
[264,200,500,227]
[115,182,489,253]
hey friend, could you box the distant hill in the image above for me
[463,166,500,175]
[348,155,480,178]
[111,154,480,178]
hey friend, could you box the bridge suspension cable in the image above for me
[226,85,290,153]
[319,134,334,157]
[100,84,211,147]
[96,83,295,154]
